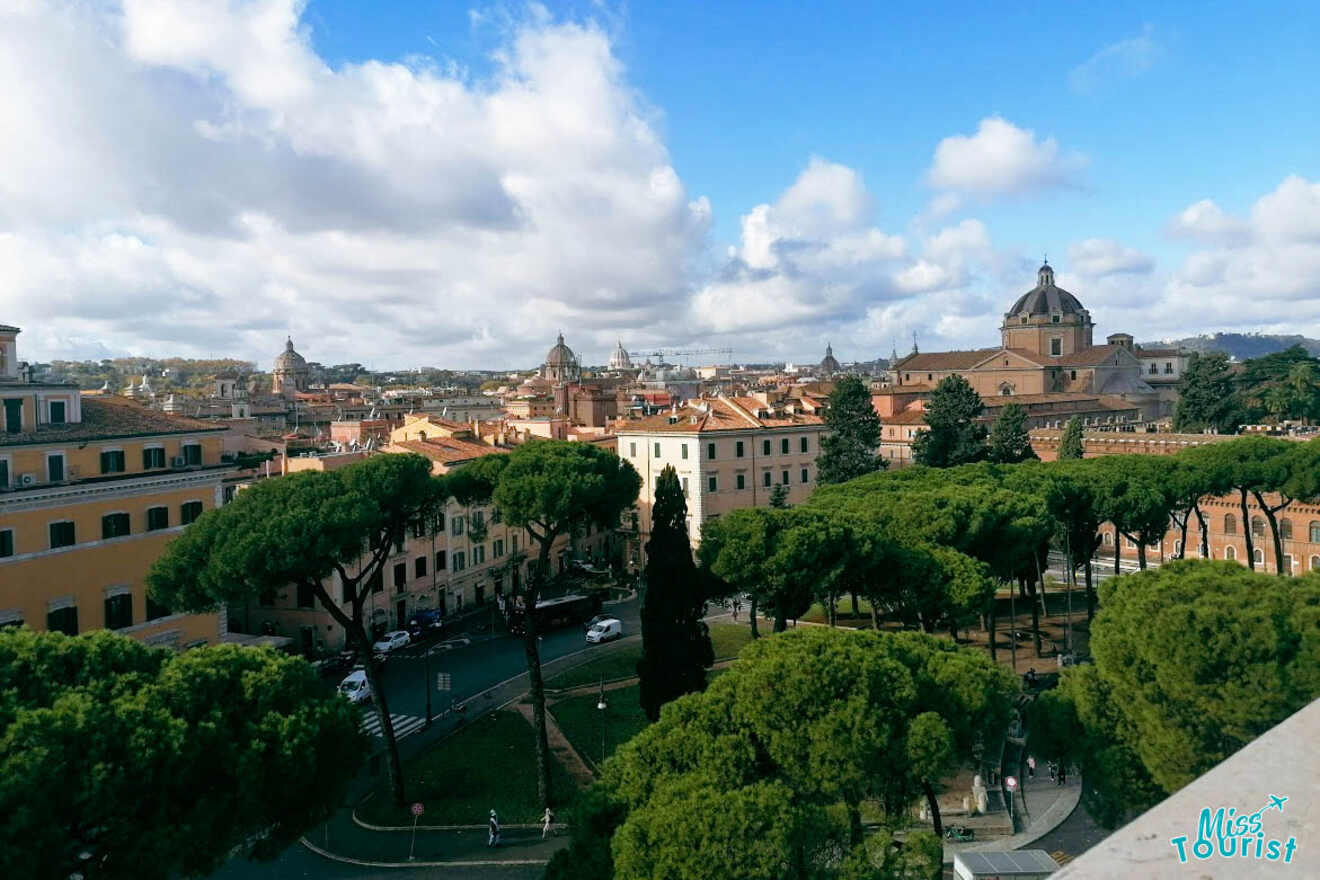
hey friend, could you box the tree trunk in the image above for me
[354,625,407,807]
[773,605,787,633]
[1137,540,1147,570]
[922,779,943,840]
[1252,489,1290,575]
[828,594,837,627]
[987,602,998,662]
[850,590,860,617]
[1240,488,1256,570]
[846,799,864,847]
[870,602,881,631]
[1176,509,1190,559]
[1084,558,1095,622]
[1194,503,1209,558]
[748,598,759,639]
[1113,528,1121,576]
[526,539,555,808]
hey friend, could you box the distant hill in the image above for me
[1140,333,1320,361]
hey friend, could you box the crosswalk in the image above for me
[360,710,428,741]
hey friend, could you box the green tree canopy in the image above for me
[817,375,886,483]
[987,402,1037,464]
[637,466,714,722]
[146,452,444,805]
[1058,415,1085,459]
[911,375,988,467]
[1032,560,1320,826]
[0,631,364,880]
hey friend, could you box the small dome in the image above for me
[1006,263,1086,318]
[545,333,577,367]
[609,339,632,371]
[819,343,841,374]
[275,337,308,370]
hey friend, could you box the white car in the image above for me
[586,618,622,644]
[339,670,372,704]
[372,630,411,654]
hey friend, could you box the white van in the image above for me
[586,618,622,644]
[339,669,372,704]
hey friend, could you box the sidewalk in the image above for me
[301,801,568,868]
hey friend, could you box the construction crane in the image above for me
[632,347,734,364]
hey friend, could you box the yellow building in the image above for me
[0,324,232,647]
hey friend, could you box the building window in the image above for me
[629,442,636,457]
[781,470,789,485]
[800,436,809,453]
[393,562,407,589]
[49,400,67,424]
[180,501,204,525]
[1311,522,1320,543]
[182,443,202,466]
[707,442,716,460]
[0,528,12,558]
[1283,554,1294,574]
[453,551,466,572]
[47,606,78,636]
[762,439,771,456]
[1173,539,1182,556]
[415,556,427,579]
[101,513,130,540]
[778,438,787,455]
[736,474,745,490]
[1050,338,1062,356]
[48,454,65,483]
[1224,514,1236,535]
[411,518,426,539]
[146,506,169,531]
[801,467,809,483]
[474,544,486,565]
[681,477,689,497]
[452,516,464,536]
[736,441,745,458]
[512,534,519,553]
[1051,314,1061,324]
[681,443,688,460]
[1149,363,1158,375]
[1311,555,1320,571]
[0,458,7,489]
[100,450,126,474]
[436,550,447,571]
[1164,362,1174,374]
[1103,532,1112,546]
[653,442,661,458]
[1251,516,1266,538]
[763,471,771,488]
[1070,370,1077,380]
[494,539,504,558]
[708,475,717,493]
[490,509,501,525]
[1253,547,1264,566]
[143,447,166,469]
[296,582,316,609]
[1281,518,1294,540]
[1225,545,1237,561]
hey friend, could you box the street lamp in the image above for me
[596,674,608,764]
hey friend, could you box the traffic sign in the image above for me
[436,673,451,691]
[411,802,425,817]
[1005,776,1018,791]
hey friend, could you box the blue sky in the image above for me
[2,1,1318,367]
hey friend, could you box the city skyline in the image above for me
[2,1,1318,368]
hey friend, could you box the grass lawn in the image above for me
[545,620,756,690]
[357,709,577,826]
[707,620,754,659]
[800,597,877,627]
[552,683,650,771]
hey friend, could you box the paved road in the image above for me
[212,593,641,879]
[1029,785,1110,865]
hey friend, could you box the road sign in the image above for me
[411,802,425,817]
[436,672,451,691]
[1005,776,1018,791]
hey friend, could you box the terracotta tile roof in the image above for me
[893,348,1001,371]
[0,396,223,447]
[390,437,504,465]
[1053,345,1132,367]
[873,384,935,394]
[885,409,929,425]
[1134,348,1182,358]
[617,396,823,434]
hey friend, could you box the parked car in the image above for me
[372,630,411,654]
[584,614,608,630]
[407,609,445,639]
[339,669,372,704]
[585,618,623,644]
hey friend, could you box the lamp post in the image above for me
[596,674,608,765]
[423,643,432,728]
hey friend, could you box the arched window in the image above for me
[1311,555,1320,571]
[1173,539,1183,556]
[1253,547,1264,566]
[1251,516,1266,537]
[1225,545,1237,561]
[1283,554,1294,574]
[1310,522,1320,543]
[1103,532,1113,546]
[999,383,1014,396]
[1281,518,1293,540]
[1224,514,1237,535]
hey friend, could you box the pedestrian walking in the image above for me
[488,809,501,847]
[1027,755,1036,779]
[1057,764,1067,786]
[1048,761,1057,783]
[542,807,555,840]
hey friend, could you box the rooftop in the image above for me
[617,396,824,434]
[0,396,224,447]
[389,437,504,467]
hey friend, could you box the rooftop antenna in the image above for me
[911,331,919,355]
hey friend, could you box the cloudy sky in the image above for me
[2,1,1318,369]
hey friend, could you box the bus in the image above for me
[507,593,603,635]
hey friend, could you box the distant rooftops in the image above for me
[0,396,224,447]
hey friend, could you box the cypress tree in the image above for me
[817,375,886,483]
[988,402,1038,463]
[637,465,714,722]
[1059,415,1085,460]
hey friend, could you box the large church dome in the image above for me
[275,337,307,371]
[1006,263,1086,318]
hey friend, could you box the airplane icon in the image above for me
[1268,795,1288,812]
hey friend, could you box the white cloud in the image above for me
[927,117,1087,197]
[1069,24,1160,93]
[1068,237,1155,277]
[0,1,709,367]
[1169,199,1250,245]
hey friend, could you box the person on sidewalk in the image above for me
[488,809,501,847]
[1057,764,1067,787]
[1027,755,1036,780]
[542,807,555,840]
[1048,761,1057,783]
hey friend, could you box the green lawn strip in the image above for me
[800,598,876,627]
[546,622,754,691]
[707,620,755,659]
[552,683,650,771]
[357,709,577,826]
